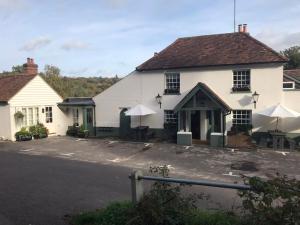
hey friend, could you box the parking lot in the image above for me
[0,136,300,225]
[1,136,300,182]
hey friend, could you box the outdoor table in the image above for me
[269,131,286,150]
[134,126,149,140]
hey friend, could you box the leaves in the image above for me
[280,46,300,70]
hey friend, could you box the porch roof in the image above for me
[58,97,95,107]
[173,82,231,113]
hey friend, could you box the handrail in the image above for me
[138,175,251,190]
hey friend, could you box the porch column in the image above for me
[178,111,181,131]
[200,110,207,141]
[211,110,215,132]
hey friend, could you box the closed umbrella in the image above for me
[257,104,300,130]
[125,104,156,126]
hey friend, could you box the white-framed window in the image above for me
[164,110,178,124]
[28,108,33,125]
[165,72,180,94]
[283,81,295,90]
[22,108,27,126]
[232,70,251,91]
[45,107,53,123]
[232,110,252,125]
[34,107,39,124]
[72,108,79,126]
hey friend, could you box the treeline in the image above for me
[1,64,121,98]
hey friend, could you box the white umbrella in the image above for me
[257,104,300,130]
[125,104,156,126]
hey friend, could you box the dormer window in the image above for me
[164,72,180,94]
[283,81,295,90]
[232,70,251,92]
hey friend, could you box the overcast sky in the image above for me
[0,0,299,77]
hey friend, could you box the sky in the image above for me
[0,0,300,77]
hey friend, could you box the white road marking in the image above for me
[75,139,88,142]
[20,148,34,152]
[223,171,240,177]
[108,141,118,144]
[275,151,289,156]
[59,153,75,156]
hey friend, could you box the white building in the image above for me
[93,25,300,144]
[0,59,73,140]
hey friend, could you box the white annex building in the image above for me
[93,25,300,144]
[0,58,95,141]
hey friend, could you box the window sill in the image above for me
[163,93,181,96]
[231,91,252,94]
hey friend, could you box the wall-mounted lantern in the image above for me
[252,91,260,109]
[155,93,162,108]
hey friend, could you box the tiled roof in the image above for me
[58,97,95,106]
[137,32,287,71]
[283,69,300,82]
[0,75,36,102]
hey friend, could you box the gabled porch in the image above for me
[58,97,96,136]
[174,83,231,146]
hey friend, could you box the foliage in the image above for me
[77,125,89,138]
[71,201,134,225]
[14,111,24,119]
[15,127,32,141]
[129,165,204,225]
[239,173,300,225]
[28,123,48,139]
[280,46,300,70]
[40,65,120,98]
[66,125,79,136]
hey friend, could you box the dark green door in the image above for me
[119,108,131,138]
[85,108,94,136]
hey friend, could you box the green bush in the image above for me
[71,201,134,225]
[239,173,300,225]
[29,123,48,139]
[15,127,32,141]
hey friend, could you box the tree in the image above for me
[280,46,300,70]
[12,65,24,73]
[44,65,61,77]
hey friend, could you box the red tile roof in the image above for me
[0,75,36,102]
[136,32,287,71]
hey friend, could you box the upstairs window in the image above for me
[232,70,251,92]
[165,72,180,94]
[283,81,295,90]
[164,110,178,124]
[45,107,53,123]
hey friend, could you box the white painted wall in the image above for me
[0,105,12,140]
[94,64,288,132]
[282,90,300,133]
[7,75,70,140]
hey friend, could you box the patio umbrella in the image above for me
[257,104,300,130]
[125,104,156,126]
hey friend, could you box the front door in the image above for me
[85,108,94,136]
[119,108,131,139]
[191,111,200,139]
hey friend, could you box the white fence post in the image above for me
[130,170,144,203]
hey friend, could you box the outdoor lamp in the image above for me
[155,93,162,108]
[252,91,259,109]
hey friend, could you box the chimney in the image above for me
[23,58,38,75]
[238,24,243,33]
[243,24,248,33]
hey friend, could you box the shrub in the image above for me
[15,127,32,141]
[77,125,89,138]
[239,173,300,225]
[29,123,48,139]
[70,201,134,225]
[66,125,78,136]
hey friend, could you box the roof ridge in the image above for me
[177,32,236,40]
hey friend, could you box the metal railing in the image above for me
[129,170,251,203]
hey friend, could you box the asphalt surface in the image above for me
[0,151,131,225]
[1,136,298,225]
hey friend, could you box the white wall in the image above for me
[8,75,70,139]
[94,64,285,132]
[0,105,12,140]
[282,90,300,133]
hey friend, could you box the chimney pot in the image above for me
[154,52,158,56]
[238,24,243,33]
[243,24,248,33]
[23,58,38,75]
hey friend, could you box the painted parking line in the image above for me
[59,153,75,157]
[20,148,34,152]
